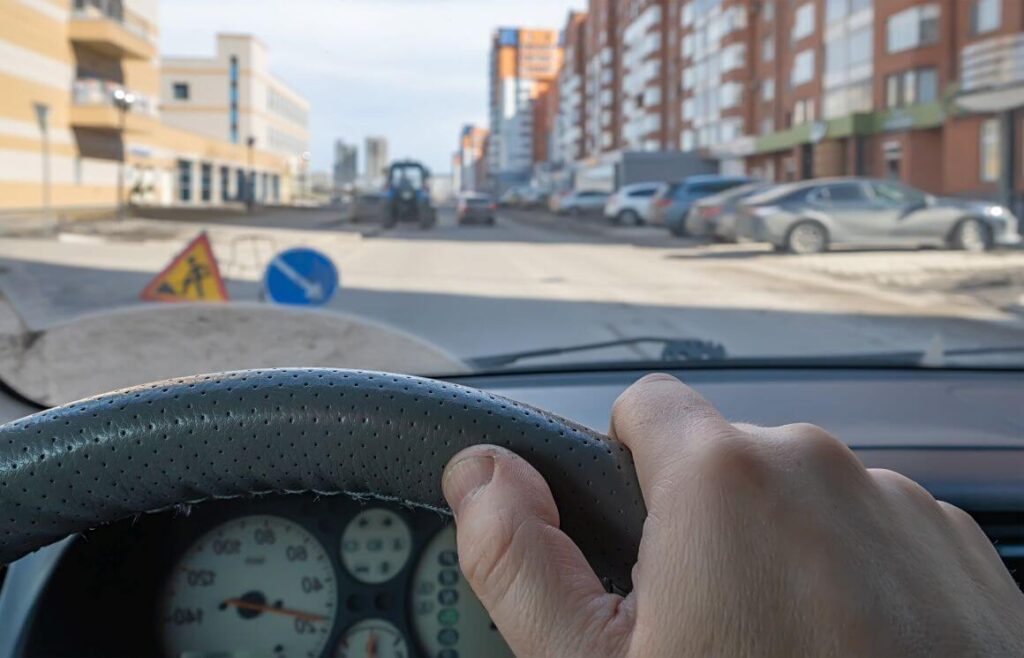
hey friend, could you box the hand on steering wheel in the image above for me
[443,374,1024,658]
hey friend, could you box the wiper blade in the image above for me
[469,337,728,370]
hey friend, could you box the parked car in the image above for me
[683,182,772,241]
[457,193,497,226]
[734,178,1023,254]
[604,182,666,225]
[557,190,612,216]
[649,175,755,236]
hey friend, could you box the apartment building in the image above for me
[619,0,670,151]
[488,27,563,190]
[333,140,358,188]
[457,125,490,192]
[364,136,389,184]
[744,0,1024,205]
[555,12,588,165]
[1,0,298,215]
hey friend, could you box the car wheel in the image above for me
[669,222,687,237]
[617,210,642,226]
[952,218,992,253]
[786,221,829,254]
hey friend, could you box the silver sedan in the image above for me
[735,178,1022,254]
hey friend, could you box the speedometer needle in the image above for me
[221,598,327,622]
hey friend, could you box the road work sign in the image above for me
[263,247,339,306]
[140,232,229,303]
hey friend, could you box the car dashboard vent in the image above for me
[971,510,1024,591]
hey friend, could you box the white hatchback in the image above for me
[604,182,667,225]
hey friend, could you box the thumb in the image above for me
[442,445,631,658]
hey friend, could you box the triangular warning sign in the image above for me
[140,232,229,303]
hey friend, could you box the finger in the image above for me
[442,445,629,658]
[610,373,738,501]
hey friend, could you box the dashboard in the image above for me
[0,367,1023,657]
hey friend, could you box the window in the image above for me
[229,55,240,144]
[200,163,212,202]
[870,181,926,206]
[172,83,189,100]
[980,118,1000,183]
[791,49,815,86]
[762,78,775,101]
[219,166,230,202]
[762,36,774,62]
[761,116,775,135]
[825,183,868,202]
[885,68,939,108]
[793,98,815,125]
[886,4,939,53]
[762,0,774,22]
[826,0,847,24]
[971,0,1001,35]
[793,3,815,41]
[177,160,192,202]
[848,27,872,68]
[236,168,246,202]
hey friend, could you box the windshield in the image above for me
[2,0,1024,406]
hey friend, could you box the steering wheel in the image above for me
[0,369,645,592]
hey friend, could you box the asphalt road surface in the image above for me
[2,205,1023,374]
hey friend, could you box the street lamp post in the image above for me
[112,88,136,222]
[247,136,256,213]
[32,103,51,223]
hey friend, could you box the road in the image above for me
[1,205,1023,377]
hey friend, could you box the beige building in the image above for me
[161,34,311,198]
[0,0,301,216]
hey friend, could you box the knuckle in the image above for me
[612,373,677,417]
[938,500,979,530]
[791,424,861,471]
[871,468,936,506]
[693,433,772,491]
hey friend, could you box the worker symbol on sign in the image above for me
[140,232,229,303]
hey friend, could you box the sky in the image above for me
[159,0,584,174]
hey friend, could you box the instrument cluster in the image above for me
[155,498,514,658]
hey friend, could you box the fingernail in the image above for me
[442,453,495,516]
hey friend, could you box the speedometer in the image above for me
[159,515,336,658]
[411,526,514,658]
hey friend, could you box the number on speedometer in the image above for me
[159,515,336,658]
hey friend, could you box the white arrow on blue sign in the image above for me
[263,248,339,306]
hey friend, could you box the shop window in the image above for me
[979,118,1000,183]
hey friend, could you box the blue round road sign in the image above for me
[264,248,339,306]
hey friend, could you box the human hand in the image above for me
[441,374,1024,657]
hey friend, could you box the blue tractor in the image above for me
[384,160,437,229]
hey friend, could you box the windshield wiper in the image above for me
[469,336,728,370]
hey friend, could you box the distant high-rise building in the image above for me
[457,125,490,192]
[488,27,563,191]
[365,137,390,184]
[333,140,358,188]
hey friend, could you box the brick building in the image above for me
[545,0,1024,206]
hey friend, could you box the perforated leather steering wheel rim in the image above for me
[0,369,644,592]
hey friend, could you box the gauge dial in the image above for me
[411,526,514,658]
[335,619,409,658]
[159,515,336,658]
[341,509,412,584]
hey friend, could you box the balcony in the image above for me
[70,78,158,133]
[69,0,155,60]
[958,34,1024,113]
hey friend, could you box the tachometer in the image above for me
[411,526,514,658]
[335,619,409,658]
[159,515,336,658]
[341,508,412,584]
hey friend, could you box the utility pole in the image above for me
[32,103,51,222]
[112,88,136,221]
